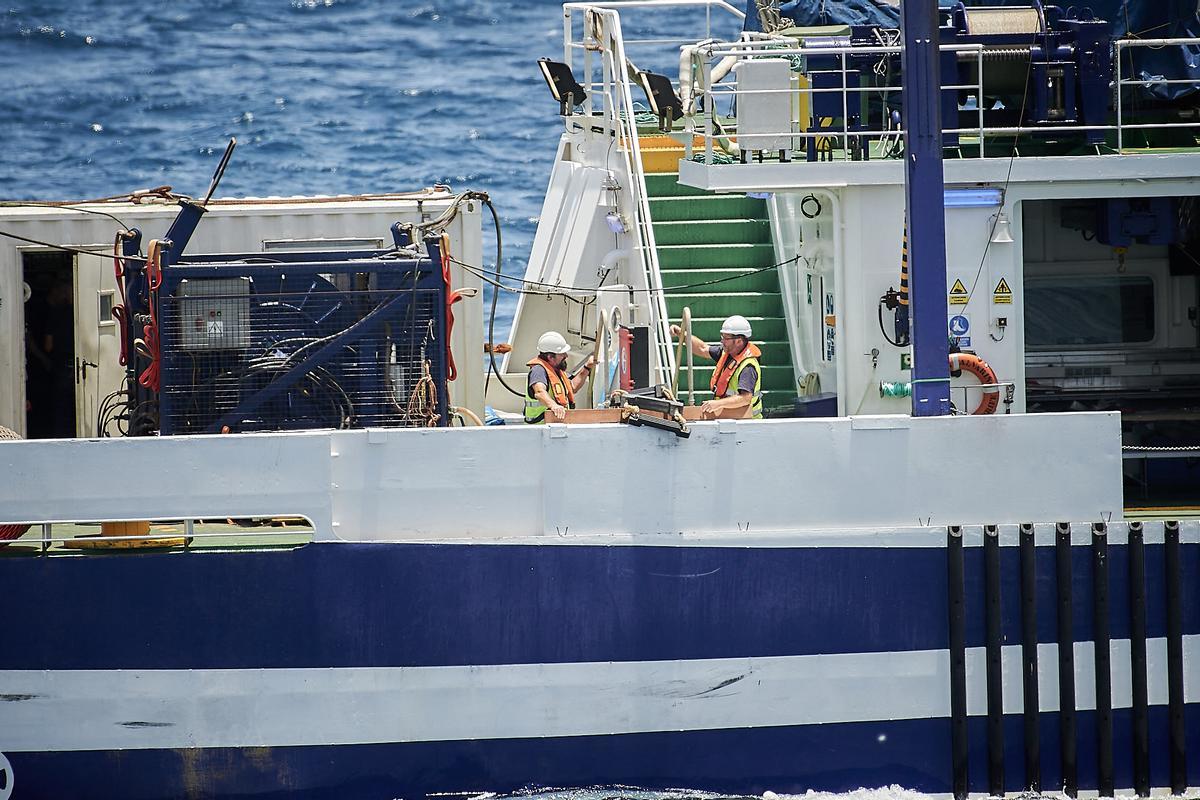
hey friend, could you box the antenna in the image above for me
[201,138,237,206]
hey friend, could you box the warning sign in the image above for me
[992,277,1013,305]
[948,278,969,305]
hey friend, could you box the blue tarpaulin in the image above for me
[744,0,1200,99]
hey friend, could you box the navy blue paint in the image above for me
[965,705,1200,795]
[901,0,951,416]
[8,716,952,800]
[0,542,952,670]
[963,541,1191,647]
[12,707,1200,800]
[3,540,1200,670]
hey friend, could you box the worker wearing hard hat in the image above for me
[525,331,595,424]
[670,314,763,419]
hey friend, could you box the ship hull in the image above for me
[2,533,1198,798]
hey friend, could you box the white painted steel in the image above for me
[0,196,485,433]
[0,411,1122,537]
[735,59,794,154]
[3,635,1192,753]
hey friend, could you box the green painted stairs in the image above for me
[646,173,797,409]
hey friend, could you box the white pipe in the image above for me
[598,247,630,282]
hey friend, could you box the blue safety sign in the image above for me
[948,315,970,336]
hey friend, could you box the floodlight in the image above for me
[537,58,587,116]
[637,71,684,132]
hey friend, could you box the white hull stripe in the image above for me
[1,636,1195,752]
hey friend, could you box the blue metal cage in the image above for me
[155,246,449,434]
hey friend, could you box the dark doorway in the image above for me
[23,252,75,438]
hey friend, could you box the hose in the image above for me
[481,197,523,399]
[450,406,484,426]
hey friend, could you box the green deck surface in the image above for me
[0,520,313,556]
[648,173,797,409]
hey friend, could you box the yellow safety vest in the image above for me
[525,356,575,424]
[710,343,763,419]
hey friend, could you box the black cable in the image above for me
[481,197,523,399]
[877,300,905,347]
[0,201,133,232]
[801,193,823,219]
[451,252,803,297]
[0,228,148,262]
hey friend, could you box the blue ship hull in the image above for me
[2,534,1197,798]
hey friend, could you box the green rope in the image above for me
[620,101,659,126]
[688,150,737,164]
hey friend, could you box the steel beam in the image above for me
[901,0,951,416]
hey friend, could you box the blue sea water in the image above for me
[0,0,739,335]
[0,0,584,333]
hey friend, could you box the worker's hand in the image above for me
[700,399,721,418]
[550,403,567,421]
[585,354,596,372]
[670,324,682,338]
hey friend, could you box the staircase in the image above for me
[644,170,797,410]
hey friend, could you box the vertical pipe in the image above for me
[984,524,1005,796]
[1056,522,1078,797]
[1115,42,1124,152]
[1093,522,1114,797]
[1164,520,1188,794]
[948,525,969,800]
[1019,523,1041,793]
[900,0,951,416]
[1127,522,1150,797]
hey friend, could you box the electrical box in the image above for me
[178,277,251,351]
[735,58,794,155]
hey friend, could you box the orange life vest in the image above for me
[710,342,762,398]
[525,356,575,423]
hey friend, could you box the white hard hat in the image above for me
[537,330,570,354]
[720,315,752,337]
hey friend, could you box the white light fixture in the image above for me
[990,211,1014,244]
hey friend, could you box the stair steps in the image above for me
[642,169,797,410]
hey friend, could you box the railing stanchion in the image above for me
[1116,41,1124,153]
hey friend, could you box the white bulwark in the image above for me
[0,411,1122,538]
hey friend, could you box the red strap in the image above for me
[440,235,460,382]
[112,235,129,367]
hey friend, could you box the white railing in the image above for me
[562,1,744,386]
[682,35,1200,164]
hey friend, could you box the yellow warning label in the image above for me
[993,277,1013,305]
[948,278,969,305]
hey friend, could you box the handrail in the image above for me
[8,522,312,555]
[591,306,610,405]
[672,306,696,404]
[573,7,677,386]
[684,35,1200,162]
[564,0,743,19]
[563,2,749,387]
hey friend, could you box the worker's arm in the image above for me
[700,389,751,417]
[532,383,566,421]
[569,355,596,393]
[669,324,715,360]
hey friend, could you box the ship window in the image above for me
[1026,275,1155,348]
[98,290,115,326]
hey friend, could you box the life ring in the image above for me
[949,352,999,415]
[0,750,12,800]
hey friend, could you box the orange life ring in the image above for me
[949,352,999,415]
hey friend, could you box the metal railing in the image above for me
[562,1,745,387]
[4,520,313,556]
[681,35,1200,164]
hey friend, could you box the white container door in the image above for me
[73,249,123,437]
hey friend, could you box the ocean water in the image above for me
[0,5,941,798]
[0,0,570,336]
[0,0,738,336]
